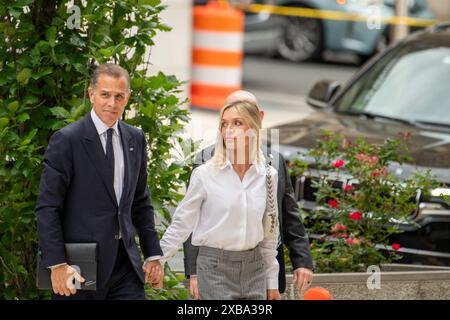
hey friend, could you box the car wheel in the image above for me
[276,16,322,62]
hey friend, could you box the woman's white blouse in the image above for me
[160,161,280,289]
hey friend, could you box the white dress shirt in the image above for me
[93,110,161,264]
[90,109,124,204]
[49,110,159,269]
[160,158,280,289]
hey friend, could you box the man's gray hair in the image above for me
[224,90,259,107]
[90,63,130,91]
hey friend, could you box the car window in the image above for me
[334,43,450,127]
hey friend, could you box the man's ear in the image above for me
[259,110,265,122]
[123,90,131,104]
[88,86,94,102]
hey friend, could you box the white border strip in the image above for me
[194,31,243,52]
[192,66,242,87]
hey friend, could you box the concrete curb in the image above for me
[285,264,450,300]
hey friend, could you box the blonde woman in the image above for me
[159,101,280,300]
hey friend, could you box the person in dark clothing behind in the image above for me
[183,90,314,299]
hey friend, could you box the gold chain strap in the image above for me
[265,163,278,235]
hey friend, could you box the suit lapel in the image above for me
[118,121,135,207]
[81,114,118,208]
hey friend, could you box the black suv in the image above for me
[273,24,450,266]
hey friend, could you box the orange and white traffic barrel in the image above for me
[191,0,244,110]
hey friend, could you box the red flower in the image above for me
[349,211,362,220]
[371,166,387,178]
[332,159,345,168]
[328,199,339,208]
[343,185,353,192]
[392,243,401,251]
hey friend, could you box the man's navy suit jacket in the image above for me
[35,113,162,289]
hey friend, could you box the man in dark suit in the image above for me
[35,63,163,299]
[183,91,314,299]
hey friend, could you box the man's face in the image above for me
[88,75,130,127]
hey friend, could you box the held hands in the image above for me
[143,260,164,289]
[51,264,85,296]
[293,267,314,293]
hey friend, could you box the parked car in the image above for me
[271,23,450,265]
[195,0,436,62]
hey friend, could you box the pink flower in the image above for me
[328,199,339,208]
[355,153,369,162]
[345,238,361,245]
[398,132,412,139]
[331,223,347,232]
[392,243,401,251]
[367,156,379,168]
[343,185,353,192]
[332,159,345,168]
[349,211,362,220]
[331,223,347,238]
[355,153,378,168]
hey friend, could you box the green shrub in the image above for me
[289,130,442,272]
[0,0,192,299]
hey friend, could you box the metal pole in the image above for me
[391,0,409,42]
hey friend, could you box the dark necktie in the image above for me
[107,128,121,237]
[106,128,115,182]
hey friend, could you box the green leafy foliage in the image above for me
[145,264,189,300]
[0,0,192,299]
[288,130,442,272]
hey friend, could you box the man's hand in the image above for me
[267,289,281,300]
[189,275,200,300]
[293,267,314,293]
[51,264,85,296]
[143,260,163,288]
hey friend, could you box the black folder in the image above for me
[37,243,97,291]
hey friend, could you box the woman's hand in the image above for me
[267,289,281,300]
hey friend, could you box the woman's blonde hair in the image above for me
[209,100,262,167]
